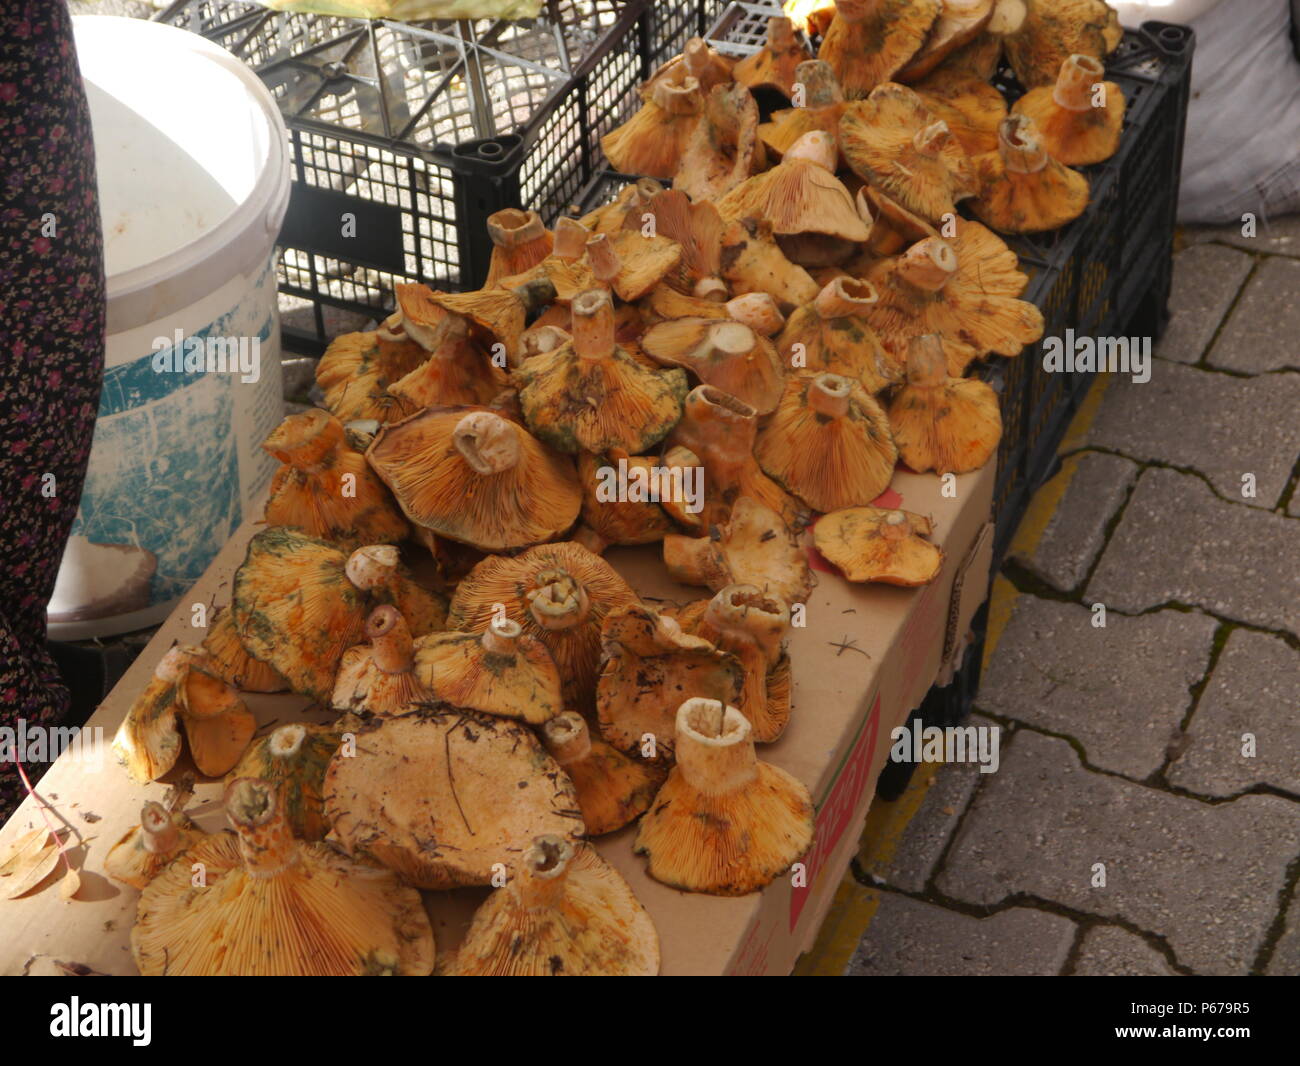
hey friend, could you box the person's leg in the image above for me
[0,1,106,820]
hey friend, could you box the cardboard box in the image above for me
[0,462,993,976]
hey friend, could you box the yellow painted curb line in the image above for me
[794,879,881,976]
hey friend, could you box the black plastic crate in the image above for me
[157,0,650,354]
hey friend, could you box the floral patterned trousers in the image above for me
[0,1,105,822]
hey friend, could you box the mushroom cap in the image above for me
[324,709,582,888]
[888,336,1003,474]
[602,229,685,303]
[675,82,766,203]
[366,406,581,552]
[263,409,411,551]
[516,304,688,457]
[719,135,870,243]
[663,496,812,609]
[412,620,564,725]
[839,83,977,224]
[316,330,428,423]
[642,36,735,101]
[755,374,899,513]
[595,602,744,759]
[678,585,792,743]
[777,277,900,394]
[576,451,677,547]
[632,187,723,287]
[385,324,502,413]
[633,698,814,895]
[104,784,200,890]
[200,607,287,694]
[176,661,256,778]
[640,317,786,415]
[815,506,944,585]
[111,646,194,784]
[864,218,1044,367]
[484,208,554,289]
[898,0,996,82]
[1003,0,1119,88]
[132,780,434,976]
[600,73,704,179]
[820,0,941,98]
[719,216,821,312]
[445,838,660,975]
[429,287,530,366]
[447,541,640,709]
[912,68,1008,158]
[860,185,940,257]
[331,605,433,717]
[970,115,1091,232]
[226,723,340,841]
[231,527,434,702]
[1011,59,1124,165]
[733,15,808,96]
[393,282,453,350]
[542,712,664,835]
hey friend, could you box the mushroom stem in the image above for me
[551,217,589,261]
[998,114,1049,174]
[225,778,299,877]
[487,208,546,250]
[815,276,877,320]
[542,711,593,766]
[906,333,950,386]
[526,570,591,631]
[684,37,712,79]
[262,409,344,472]
[693,276,729,302]
[585,233,622,285]
[881,511,913,541]
[453,411,521,476]
[267,723,307,760]
[522,324,572,357]
[767,14,796,51]
[512,835,574,912]
[725,292,785,335]
[570,289,617,362]
[706,321,756,363]
[650,74,702,115]
[1053,53,1105,112]
[808,373,853,418]
[794,59,841,107]
[987,0,1026,36]
[139,802,181,856]
[366,605,415,674]
[913,119,953,157]
[480,616,522,656]
[703,584,789,664]
[898,238,958,291]
[784,129,837,171]
[673,699,758,794]
[345,544,400,591]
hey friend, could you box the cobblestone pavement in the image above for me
[800,217,1300,976]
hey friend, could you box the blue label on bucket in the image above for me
[71,304,275,607]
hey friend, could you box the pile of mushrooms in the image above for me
[104,0,1128,976]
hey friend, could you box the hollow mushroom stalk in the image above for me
[1010,53,1124,166]
[778,276,899,394]
[444,835,660,976]
[969,113,1090,233]
[104,779,201,890]
[411,615,564,726]
[633,699,814,896]
[516,288,688,456]
[131,778,436,975]
[600,73,704,180]
[542,711,663,835]
[484,208,554,288]
[332,605,431,717]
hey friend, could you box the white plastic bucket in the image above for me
[48,17,291,639]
